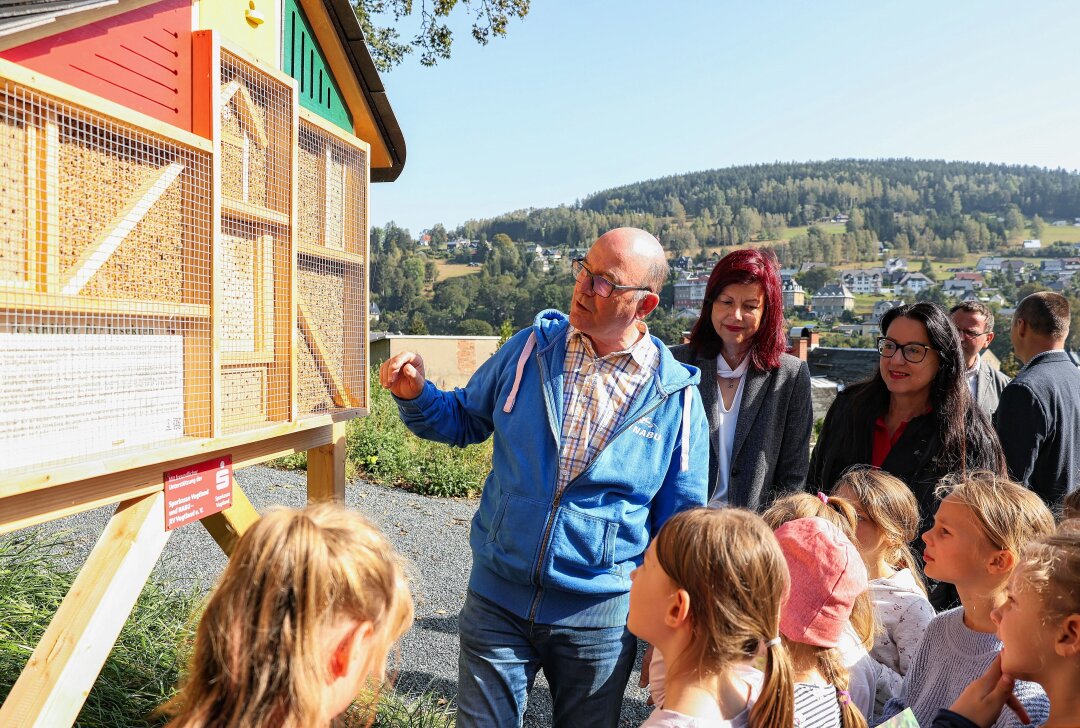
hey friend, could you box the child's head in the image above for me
[831,467,926,591]
[775,517,867,649]
[1062,489,1080,521]
[629,507,795,728]
[924,472,1055,589]
[763,492,876,650]
[992,519,1080,681]
[775,517,869,728]
[162,503,413,728]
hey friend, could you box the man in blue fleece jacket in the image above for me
[380,228,709,727]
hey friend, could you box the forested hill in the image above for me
[464,159,1080,254]
[373,159,1080,342]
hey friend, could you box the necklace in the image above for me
[726,376,740,391]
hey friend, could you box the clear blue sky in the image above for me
[371,0,1080,236]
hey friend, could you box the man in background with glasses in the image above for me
[950,301,1010,417]
[380,227,708,727]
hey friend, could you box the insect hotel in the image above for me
[0,1,404,724]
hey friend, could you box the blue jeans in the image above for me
[456,590,636,728]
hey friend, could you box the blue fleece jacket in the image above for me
[395,310,709,627]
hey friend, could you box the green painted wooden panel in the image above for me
[282,0,353,132]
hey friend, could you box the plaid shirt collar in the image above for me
[566,322,656,368]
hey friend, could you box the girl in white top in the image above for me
[629,507,796,728]
[830,467,934,717]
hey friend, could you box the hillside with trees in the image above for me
[372,159,1080,347]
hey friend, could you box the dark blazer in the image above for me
[994,350,1080,506]
[670,345,812,511]
[973,358,1010,417]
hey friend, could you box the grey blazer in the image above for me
[974,358,1010,417]
[670,344,813,511]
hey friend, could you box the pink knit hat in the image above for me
[775,516,868,648]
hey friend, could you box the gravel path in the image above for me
[15,465,652,727]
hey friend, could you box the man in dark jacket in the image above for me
[995,292,1080,506]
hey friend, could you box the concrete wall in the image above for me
[370,335,501,390]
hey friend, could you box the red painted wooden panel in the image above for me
[1,0,193,132]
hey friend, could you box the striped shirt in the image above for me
[557,323,659,493]
[794,683,843,728]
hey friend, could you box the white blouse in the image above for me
[711,353,749,504]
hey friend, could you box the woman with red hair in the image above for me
[671,249,812,511]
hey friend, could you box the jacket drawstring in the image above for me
[680,387,691,472]
[502,331,537,414]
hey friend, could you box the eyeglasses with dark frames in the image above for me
[571,258,653,299]
[956,328,990,340]
[877,337,936,364]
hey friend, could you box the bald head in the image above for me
[590,227,668,293]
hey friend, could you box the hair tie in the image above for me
[837,689,851,706]
[817,491,829,505]
[765,636,781,647]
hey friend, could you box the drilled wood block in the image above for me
[0,113,27,284]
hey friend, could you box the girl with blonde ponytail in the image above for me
[158,502,413,728]
[628,507,794,727]
[830,467,934,715]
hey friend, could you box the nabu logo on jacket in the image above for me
[631,416,662,441]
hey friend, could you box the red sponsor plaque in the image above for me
[164,456,233,531]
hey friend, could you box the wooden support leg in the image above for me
[201,477,261,556]
[0,492,171,728]
[307,420,346,502]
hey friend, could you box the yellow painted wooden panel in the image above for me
[197,0,281,68]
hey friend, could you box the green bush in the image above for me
[268,370,491,498]
[346,370,491,498]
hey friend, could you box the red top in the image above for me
[872,417,911,468]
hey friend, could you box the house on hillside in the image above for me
[1041,259,1065,274]
[842,268,886,295]
[673,275,708,311]
[976,257,1007,273]
[954,272,985,288]
[899,272,934,294]
[943,279,976,296]
[782,278,806,308]
[885,257,909,274]
[872,299,905,321]
[811,284,855,317]
[1023,239,1042,249]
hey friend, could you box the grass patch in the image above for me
[0,530,459,727]
[434,262,481,280]
[0,529,199,727]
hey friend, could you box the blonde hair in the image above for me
[785,641,869,728]
[936,472,1055,557]
[159,503,413,728]
[831,467,927,595]
[653,507,794,728]
[762,493,877,650]
[1014,519,1080,622]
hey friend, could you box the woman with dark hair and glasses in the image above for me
[809,302,1005,532]
[670,249,813,510]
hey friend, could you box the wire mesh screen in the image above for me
[217,50,294,432]
[0,77,212,473]
[296,114,367,416]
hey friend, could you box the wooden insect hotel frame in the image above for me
[0,1,405,724]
